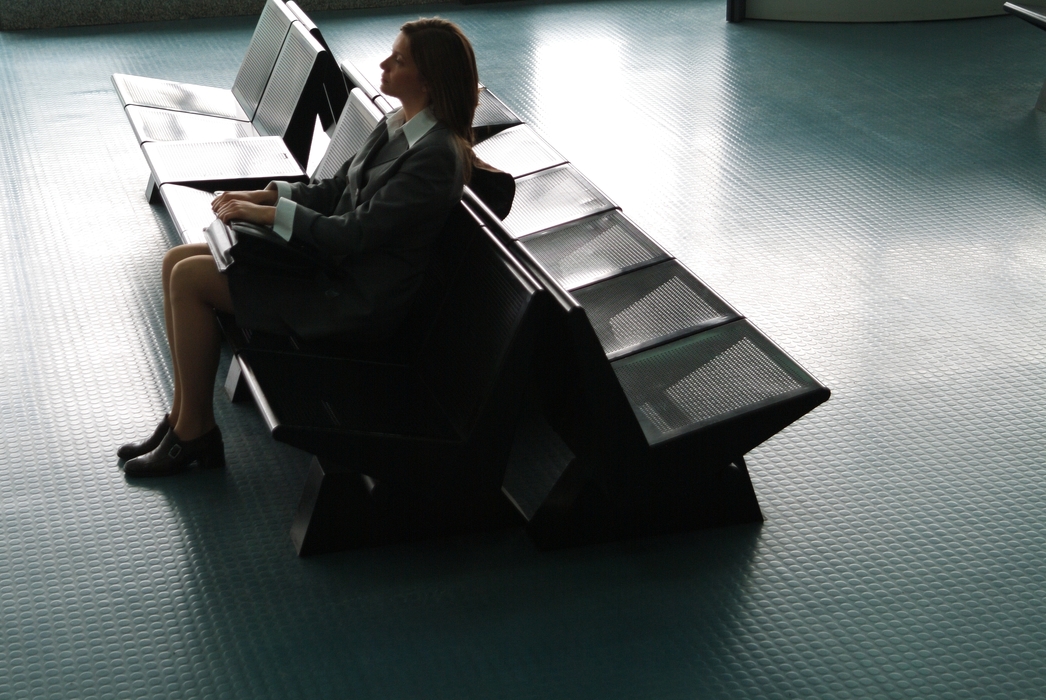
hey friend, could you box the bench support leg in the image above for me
[145,175,161,204]
[223,357,251,403]
[291,456,525,556]
[1036,78,1046,113]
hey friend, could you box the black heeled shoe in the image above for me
[117,415,171,461]
[124,425,225,478]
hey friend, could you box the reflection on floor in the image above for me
[1,2,1045,698]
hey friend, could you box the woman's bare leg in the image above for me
[162,244,210,424]
[167,254,235,441]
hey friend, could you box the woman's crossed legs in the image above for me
[161,243,235,442]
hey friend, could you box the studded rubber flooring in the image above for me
[2,2,1046,698]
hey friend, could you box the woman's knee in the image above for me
[170,256,231,311]
[169,256,211,304]
[163,244,209,285]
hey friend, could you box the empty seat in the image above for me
[473,124,566,177]
[572,260,741,360]
[501,164,617,239]
[518,210,669,291]
[610,320,824,449]
[112,0,296,121]
[473,89,523,139]
[143,136,306,193]
[126,23,331,170]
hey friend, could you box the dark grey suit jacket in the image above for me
[227,119,464,341]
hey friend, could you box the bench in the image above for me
[465,109,831,549]
[112,0,296,122]
[117,9,829,552]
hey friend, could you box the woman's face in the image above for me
[379,32,427,106]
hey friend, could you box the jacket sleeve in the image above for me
[284,157,352,216]
[289,135,462,259]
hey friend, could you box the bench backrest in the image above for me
[231,0,297,120]
[253,22,328,165]
[282,1,349,128]
[416,219,540,438]
[312,88,382,182]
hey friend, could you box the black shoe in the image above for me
[117,415,171,461]
[124,425,225,478]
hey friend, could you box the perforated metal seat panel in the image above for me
[612,320,821,445]
[143,136,304,185]
[573,261,741,360]
[230,0,298,119]
[112,74,251,120]
[474,89,522,131]
[158,184,218,245]
[518,210,668,290]
[251,23,324,138]
[126,105,259,144]
[502,164,616,238]
[312,89,382,181]
[473,124,566,178]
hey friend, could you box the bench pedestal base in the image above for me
[520,456,764,550]
[145,175,161,204]
[291,456,526,556]
[1036,77,1046,112]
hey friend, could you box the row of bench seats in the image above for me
[114,1,829,554]
[460,117,830,547]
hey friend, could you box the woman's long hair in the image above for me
[401,18,479,182]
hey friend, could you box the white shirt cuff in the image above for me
[273,197,296,241]
[273,180,293,200]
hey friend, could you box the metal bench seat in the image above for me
[473,89,523,139]
[473,124,566,177]
[500,164,617,239]
[571,259,741,360]
[157,184,218,245]
[610,319,826,450]
[126,106,258,144]
[125,24,329,168]
[518,210,669,291]
[112,0,296,121]
[143,136,306,194]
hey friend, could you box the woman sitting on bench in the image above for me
[118,18,479,476]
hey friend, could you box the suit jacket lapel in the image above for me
[357,124,448,204]
[347,121,390,200]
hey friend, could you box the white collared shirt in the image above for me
[270,107,438,241]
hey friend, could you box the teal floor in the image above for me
[2,1,1046,698]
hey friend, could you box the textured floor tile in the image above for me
[1,3,1045,699]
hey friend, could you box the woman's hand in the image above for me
[213,200,277,226]
[212,187,278,212]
